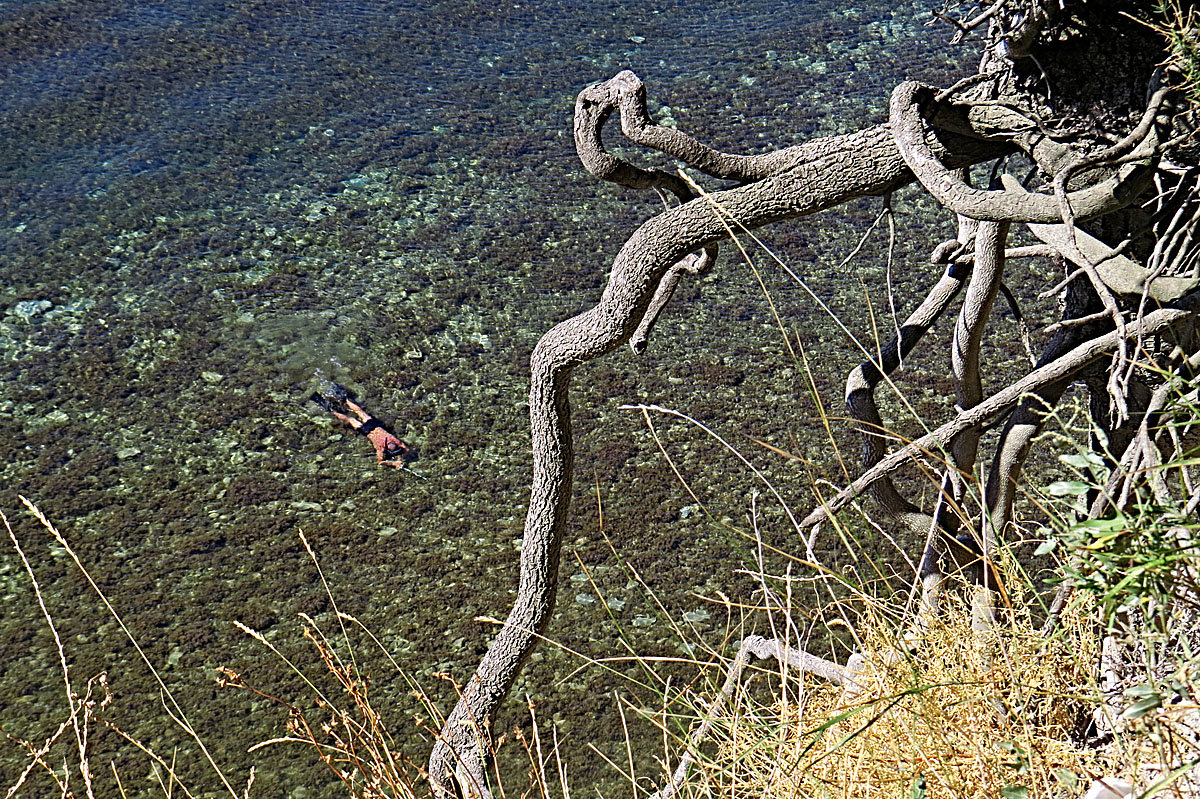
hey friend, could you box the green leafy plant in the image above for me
[1155,1,1200,105]
[1057,503,1199,622]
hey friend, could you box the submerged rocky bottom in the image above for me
[0,1,1029,794]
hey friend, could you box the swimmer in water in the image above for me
[310,383,417,469]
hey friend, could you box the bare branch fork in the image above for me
[647,635,863,799]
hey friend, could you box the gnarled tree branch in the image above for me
[428,76,1007,797]
[801,300,1198,531]
[890,81,1157,224]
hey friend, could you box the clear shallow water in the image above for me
[0,1,980,795]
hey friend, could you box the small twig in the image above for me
[1042,308,1112,334]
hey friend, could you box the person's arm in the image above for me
[329,409,362,429]
[344,399,372,423]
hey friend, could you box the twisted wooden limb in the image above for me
[950,221,1009,493]
[844,261,969,532]
[427,111,1006,795]
[573,75,692,198]
[843,217,1019,611]
[971,315,1090,629]
[801,302,1197,531]
[650,635,861,799]
[574,72,721,354]
[844,238,972,611]
[889,81,1156,224]
[951,221,1010,608]
[982,379,1073,543]
[575,70,814,183]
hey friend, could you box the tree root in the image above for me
[950,220,1009,502]
[844,260,969,532]
[889,81,1156,224]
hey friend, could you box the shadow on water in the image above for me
[0,0,975,794]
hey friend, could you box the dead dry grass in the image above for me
[682,587,1120,799]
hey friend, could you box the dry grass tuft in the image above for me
[693,587,1118,799]
[217,617,428,799]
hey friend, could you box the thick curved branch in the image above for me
[950,221,1009,481]
[575,70,811,183]
[428,117,1006,796]
[845,260,968,614]
[890,82,1156,223]
[574,72,722,353]
[981,357,1075,549]
[802,303,1197,530]
[845,261,969,529]
[575,73,688,197]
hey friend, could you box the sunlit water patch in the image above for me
[0,0,1008,794]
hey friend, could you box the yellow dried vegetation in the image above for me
[695,588,1118,799]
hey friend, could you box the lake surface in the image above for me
[0,0,982,795]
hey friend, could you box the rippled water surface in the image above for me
[0,1,981,795]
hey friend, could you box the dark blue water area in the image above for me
[0,1,990,795]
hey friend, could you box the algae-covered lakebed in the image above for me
[0,1,1004,794]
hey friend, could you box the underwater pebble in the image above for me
[289,501,324,512]
[378,526,398,537]
[116,447,141,460]
[201,371,224,383]
[10,299,51,320]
